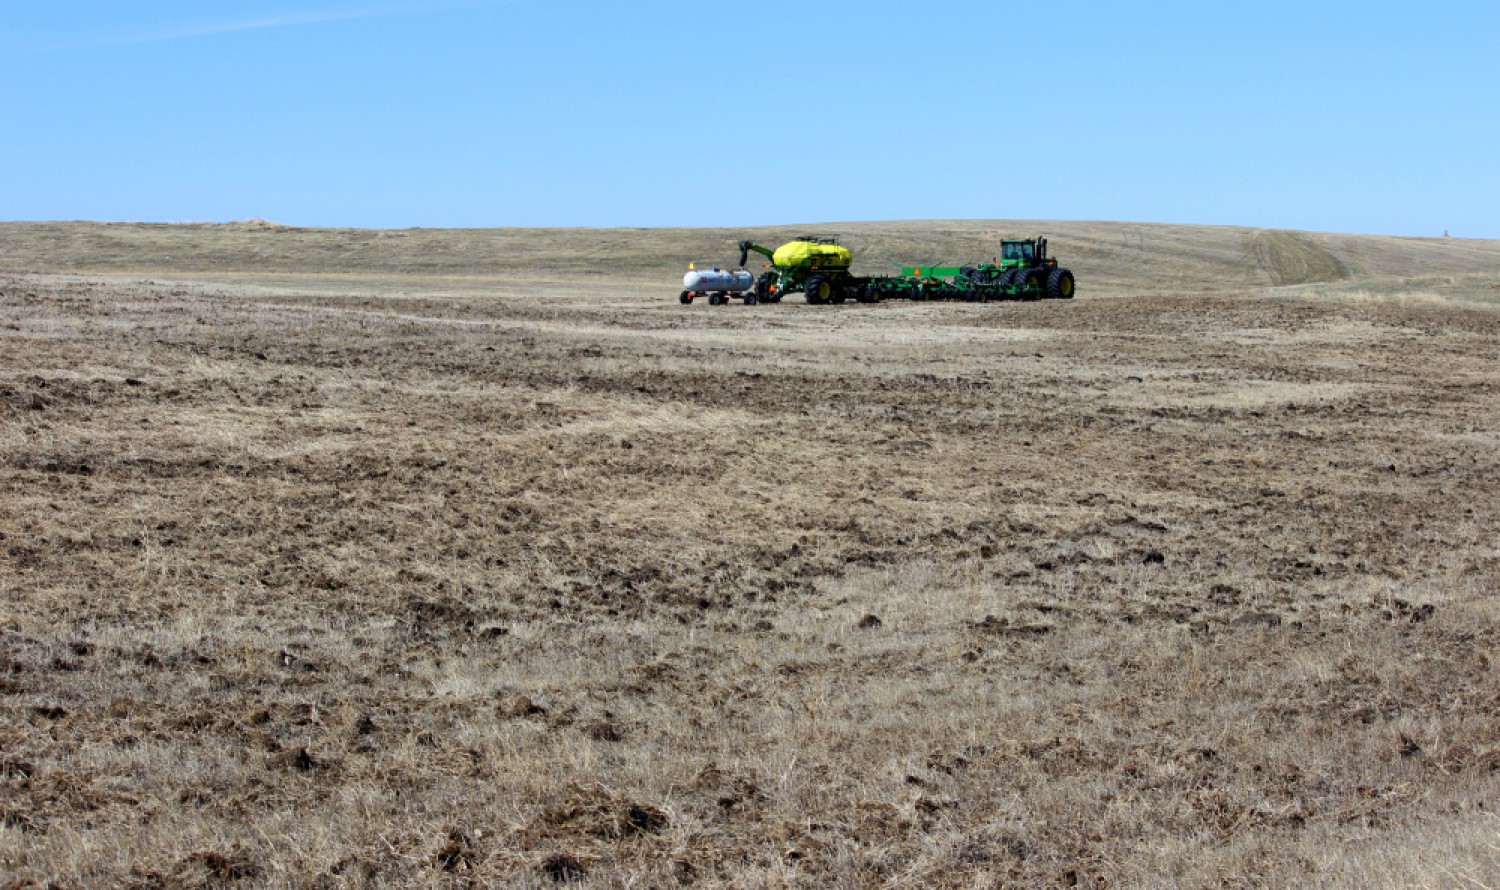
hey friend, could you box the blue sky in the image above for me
[3,1,1497,236]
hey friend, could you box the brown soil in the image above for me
[2,221,1499,886]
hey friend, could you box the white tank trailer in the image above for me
[680,266,756,305]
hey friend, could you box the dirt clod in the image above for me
[540,853,588,883]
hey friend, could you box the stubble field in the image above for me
[3,221,1500,887]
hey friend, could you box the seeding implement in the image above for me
[680,235,1076,305]
[737,237,856,305]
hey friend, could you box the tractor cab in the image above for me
[1001,240,1036,263]
[997,237,1056,271]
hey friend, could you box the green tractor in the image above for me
[892,236,1076,301]
[988,237,1075,299]
[738,236,866,305]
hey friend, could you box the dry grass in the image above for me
[2,221,1500,887]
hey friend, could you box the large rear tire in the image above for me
[1046,268,1076,300]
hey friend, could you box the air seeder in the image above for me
[735,237,855,304]
[721,235,1075,305]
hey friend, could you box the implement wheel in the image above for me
[1046,268,1076,300]
[679,291,694,304]
[804,274,831,305]
[754,272,774,304]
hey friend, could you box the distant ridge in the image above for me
[3,220,1497,295]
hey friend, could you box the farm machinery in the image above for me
[737,237,857,305]
[680,264,758,305]
[893,237,1076,302]
[678,235,1076,305]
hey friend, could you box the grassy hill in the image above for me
[4,219,1498,297]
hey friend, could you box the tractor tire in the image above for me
[679,291,693,304]
[1046,268,1076,300]
[804,274,831,305]
[1016,270,1042,301]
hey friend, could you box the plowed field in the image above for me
[3,221,1500,886]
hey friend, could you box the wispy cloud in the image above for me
[52,1,504,51]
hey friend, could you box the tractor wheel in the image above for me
[1046,268,1076,300]
[1017,270,1042,300]
[679,291,693,304]
[804,274,831,305]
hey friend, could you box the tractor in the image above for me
[989,237,1075,299]
[891,237,1076,301]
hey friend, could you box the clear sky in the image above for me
[4,1,1497,236]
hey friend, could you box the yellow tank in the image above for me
[772,239,852,270]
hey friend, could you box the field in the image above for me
[3,220,1500,887]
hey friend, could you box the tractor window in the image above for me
[1002,242,1034,261]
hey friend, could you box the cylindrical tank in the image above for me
[683,267,753,293]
